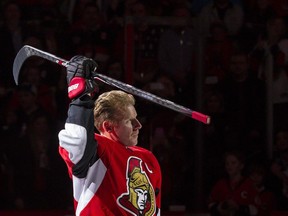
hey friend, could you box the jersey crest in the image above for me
[117,156,156,216]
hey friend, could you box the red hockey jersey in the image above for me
[59,131,161,216]
[58,97,161,215]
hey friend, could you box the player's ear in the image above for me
[103,121,113,132]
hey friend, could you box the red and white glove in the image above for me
[67,55,98,100]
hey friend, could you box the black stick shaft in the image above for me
[13,45,210,124]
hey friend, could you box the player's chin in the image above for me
[130,136,138,146]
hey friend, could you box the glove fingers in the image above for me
[67,55,98,87]
[83,59,98,78]
[86,79,99,98]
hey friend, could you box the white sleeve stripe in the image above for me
[74,159,107,216]
[58,123,87,164]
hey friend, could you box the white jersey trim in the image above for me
[74,159,107,216]
[58,123,87,164]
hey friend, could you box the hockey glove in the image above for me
[67,55,98,100]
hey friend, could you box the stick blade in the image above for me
[13,45,33,85]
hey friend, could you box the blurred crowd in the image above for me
[1,0,288,215]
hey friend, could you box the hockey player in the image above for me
[58,56,162,216]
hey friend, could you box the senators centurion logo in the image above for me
[117,156,156,216]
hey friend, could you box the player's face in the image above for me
[113,105,142,146]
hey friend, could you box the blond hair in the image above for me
[94,90,135,131]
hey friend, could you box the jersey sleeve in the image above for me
[58,96,98,178]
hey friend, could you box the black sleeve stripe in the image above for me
[68,97,98,178]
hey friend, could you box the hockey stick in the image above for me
[13,45,210,124]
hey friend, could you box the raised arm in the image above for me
[58,56,99,178]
